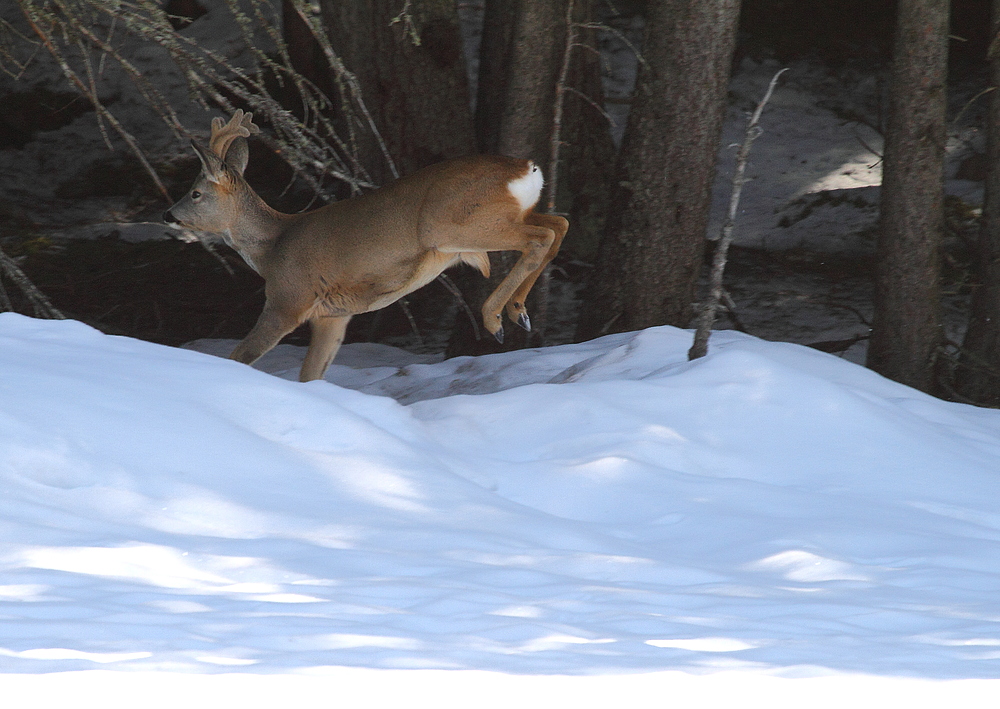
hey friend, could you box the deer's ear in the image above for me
[224,137,250,177]
[191,139,229,184]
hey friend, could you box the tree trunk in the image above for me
[447,0,567,356]
[562,0,616,263]
[318,0,475,186]
[576,0,741,342]
[495,5,560,161]
[866,0,948,392]
[474,0,517,156]
[954,0,1000,404]
[282,0,329,95]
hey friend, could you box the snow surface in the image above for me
[2,313,1000,705]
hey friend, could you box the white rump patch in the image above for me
[507,161,543,212]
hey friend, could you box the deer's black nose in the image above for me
[163,210,179,224]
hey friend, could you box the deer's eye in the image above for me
[191,190,202,200]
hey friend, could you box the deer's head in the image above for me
[163,110,260,234]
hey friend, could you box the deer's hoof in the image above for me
[516,312,531,332]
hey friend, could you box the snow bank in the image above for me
[1,313,999,704]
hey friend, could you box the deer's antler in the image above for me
[209,110,260,160]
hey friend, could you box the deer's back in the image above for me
[279,154,533,271]
[267,154,536,316]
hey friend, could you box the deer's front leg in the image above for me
[230,301,304,367]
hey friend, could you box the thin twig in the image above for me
[546,0,576,214]
[952,86,996,128]
[20,5,171,199]
[197,238,235,276]
[396,296,424,347]
[688,67,788,361]
[853,129,883,162]
[287,0,399,181]
[720,289,748,332]
[576,21,647,70]
[0,245,66,319]
[437,272,481,341]
[12,0,392,208]
[390,0,421,46]
[564,85,616,126]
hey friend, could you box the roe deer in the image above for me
[163,111,569,382]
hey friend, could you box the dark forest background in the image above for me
[2,0,999,404]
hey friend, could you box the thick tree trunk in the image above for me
[866,0,948,392]
[562,0,616,262]
[493,2,563,167]
[318,0,475,186]
[475,0,563,166]
[473,0,517,155]
[576,0,741,341]
[954,0,1000,404]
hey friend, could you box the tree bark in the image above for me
[318,0,475,186]
[495,4,559,161]
[562,0,616,262]
[474,0,516,156]
[954,0,1000,404]
[576,0,741,342]
[866,0,948,392]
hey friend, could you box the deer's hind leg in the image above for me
[300,315,352,382]
[502,212,569,332]
[480,222,557,343]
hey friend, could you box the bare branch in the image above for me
[397,296,424,347]
[10,0,397,209]
[576,21,648,70]
[390,0,421,46]
[0,245,66,320]
[564,85,616,126]
[546,0,576,214]
[952,86,996,128]
[688,67,788,361]
[20,5,172,199]
[853,128,883,163]
[437,272,481,341]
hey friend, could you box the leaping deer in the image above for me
[163,111,568,382]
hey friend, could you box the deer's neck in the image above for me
[225,188,296,275]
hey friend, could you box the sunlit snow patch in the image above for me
[196,656,260,666]
[517,635,616,653]
[646,638,761,652]
[0,584,51,601]
[747,550,871,582]
[0,648,151,663]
